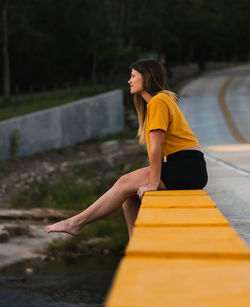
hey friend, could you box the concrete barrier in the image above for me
[0,89,124,160]
[105,190,250,307]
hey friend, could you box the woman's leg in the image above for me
[122,196,141,239]
[43,166,151,235]
[122,176,166,239]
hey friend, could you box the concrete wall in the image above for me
[0,89,124,161]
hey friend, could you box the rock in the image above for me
[36,176,42,183]
[103,249,110,255]
[79,151,86,157]
[85,237,110,244]
[122,163,132,173]
[170,63,199,82]
[59,161,69,171]
[101,140,119,155]
[20,173,29,180]
[42,162,56,174]
[76,178,84,184]
[48,166,56,174]
[3,225,30,237]
[20,185,29,191]
[125,110,138,128]
[25,268,34,275]
[27,177,35,184]
[76,159,85,165]
[0,229,9,243]
[0,208,80,220]
[105,156,114,167]
[124,139,138,145]
[40,254,49,261]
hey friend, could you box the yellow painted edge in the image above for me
[134,222,230,227]
[144,190,207,196]
[141,204,216,208]
[218,73,249,143]
[125,251,250,260]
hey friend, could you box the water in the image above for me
[0,255,122,306]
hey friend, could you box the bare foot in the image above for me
[42,218,82,236]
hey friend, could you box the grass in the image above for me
[45,211,129,258]
[11,180,99,210]
[8,156,144,257]
[0,160,16,180]
[0,74,182,257]
[10,164,107,210]
[1,61,240,122]
[0,83,119,121]
[84,127,138,145]
[0,73,186,123]
[10,157,142,211]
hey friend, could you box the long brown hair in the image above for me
[129,59,177,144]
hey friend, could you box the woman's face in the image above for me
[128,69,144,95]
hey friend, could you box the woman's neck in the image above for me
[141,91,152,103]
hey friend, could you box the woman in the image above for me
[43,59,208,239]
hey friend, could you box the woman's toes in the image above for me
[42,225,50,233]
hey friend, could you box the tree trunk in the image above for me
[2,0,11,104]
[91,50,97,84]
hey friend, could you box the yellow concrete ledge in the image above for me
[141,195,215,208]
[105,257,250,307]
[104,190,250,307]
[135,208,230,227]
[144,189,207,196]
[126,226,250,259]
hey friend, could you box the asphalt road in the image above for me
[179,64,250,245]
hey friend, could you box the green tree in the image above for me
[2,0,11,103]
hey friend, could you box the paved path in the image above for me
[179,64,250,245]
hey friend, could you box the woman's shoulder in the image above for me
[148,91,175,107]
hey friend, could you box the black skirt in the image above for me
[161,150,208,190]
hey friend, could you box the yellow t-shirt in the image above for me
[145,92,199,159]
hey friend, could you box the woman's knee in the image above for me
[115,167,150,194]
[116,173,140,196]
[116,173,130,187]
[117,167,150,185]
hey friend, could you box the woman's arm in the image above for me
[137,129,165,199]
[149,129,165,187]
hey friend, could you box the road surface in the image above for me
[179,64,250,245]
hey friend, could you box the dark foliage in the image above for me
[0,0,249,93]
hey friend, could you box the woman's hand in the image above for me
[137,184,158,199]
